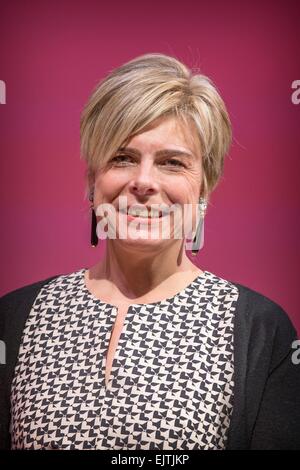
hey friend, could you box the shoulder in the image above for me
[208,270,298,363]
[0,268,85,321]
[230,279,295,332]
[208,271,292,327]
[227,278,298,370]
[0,274,62,308]
[0,272,69,364]
[0,274,65,334]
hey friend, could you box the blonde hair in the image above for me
[80,53,232,203]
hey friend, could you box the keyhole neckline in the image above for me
[79,268,211,310]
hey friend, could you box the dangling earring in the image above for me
[89,190,98,247]
[191,198,207,256]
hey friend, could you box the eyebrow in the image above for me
[117,146,195,159]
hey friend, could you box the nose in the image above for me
[128,161,160,197]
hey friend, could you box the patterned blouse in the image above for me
[10,268,239,450]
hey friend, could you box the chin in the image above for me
[112,236,170,252]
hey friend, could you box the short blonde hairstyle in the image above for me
[80,53,232,203]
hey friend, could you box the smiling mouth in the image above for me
[118,208,168,218]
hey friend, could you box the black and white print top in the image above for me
[10,268,239,450]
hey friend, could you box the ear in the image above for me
[200,172,209,201]
[87,169,95,200]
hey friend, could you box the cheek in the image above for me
[94,172,127,204]
[172,174,201,204]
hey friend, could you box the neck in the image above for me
[90,239,200,298]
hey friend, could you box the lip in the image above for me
[118,210,164,220]
[117,204,170,218]
[118,210,165,223]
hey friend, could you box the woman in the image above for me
[0,53,299,450]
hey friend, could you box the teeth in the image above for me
[150,208,161,218]
[129,208,160,218]
[129,208,148,217]
[118,206,169,217]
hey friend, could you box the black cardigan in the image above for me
[0,274,300,450]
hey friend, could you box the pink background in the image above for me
[0,1,299,333]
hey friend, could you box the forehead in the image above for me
[125,115,201,158]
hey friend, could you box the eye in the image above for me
[162,158,186,168]
[110,154,134,165]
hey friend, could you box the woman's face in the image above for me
[92,115,203,253]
